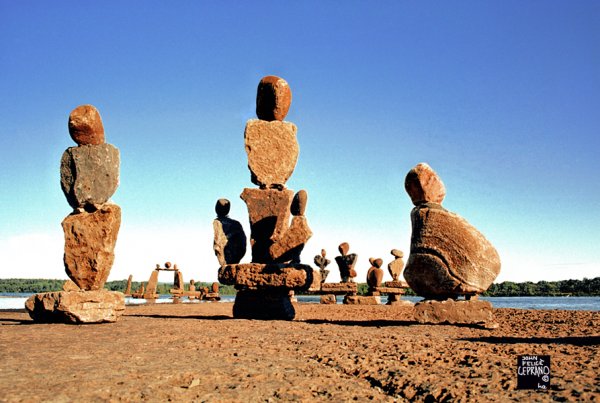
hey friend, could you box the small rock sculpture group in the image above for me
[26,105,124,323]
[27,78,502,328]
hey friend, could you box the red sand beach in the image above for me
[0,302,598,402]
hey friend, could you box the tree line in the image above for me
[0,277,598,296]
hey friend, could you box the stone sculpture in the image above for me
[366,258,384,295]
[26,105,124,323]
[335,242,358,283]
[217,76,319,320]
[404,163,501,299]
[387,249,404,282]
[404,163,501,326]
[213,198,247,266]
[314,249,331,283]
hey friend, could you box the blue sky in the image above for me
[1,1,598,284]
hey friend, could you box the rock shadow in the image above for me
[301,319,417,327]
[126,314,233,320]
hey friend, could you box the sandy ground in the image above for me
[0,302,598,402]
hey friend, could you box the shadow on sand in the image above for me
[126,313,233,321]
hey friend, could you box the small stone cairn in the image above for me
[26,105,124,323]
[319,242,359,304]
[314,249,331,283]
[216,76,320,320]
[404,163,501,326]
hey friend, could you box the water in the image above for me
[2,293,598,311]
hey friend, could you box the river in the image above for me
[1,293,598,311]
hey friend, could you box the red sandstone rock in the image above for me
[366,258,384,290]
[405,163,446,206]
[256,76,292,121]
[269,215,313,263]
[218,263,319,291]
[25,289,125,324]
[233,289,295,320]
[68,104,105,145]
[343,295,380,305]
[387,249,405,281]
[404,203,501,298]
[62,204,121,290]
[320,294,337,304]
[213,216,247,266]
[60,144,120,211]
[62,279,80,292]
[320,282,358,295]
[244,120,299,188]
[241,188,294,263]
[413,299,495,326]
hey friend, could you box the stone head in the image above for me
[338,242,350,256]
[404,162,446,206]
[215,198,231,218]
[391,249,404,258]
[165,261,172,269]
[373,258,383,268]
[68,104,105,145]
[290,190,307,216]
[321,249,326,257]
[256,75,292,121]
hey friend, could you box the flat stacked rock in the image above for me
[216,76,317,320]
[26,105,124,324]
[25,289,125,324]
[403,163,501,324]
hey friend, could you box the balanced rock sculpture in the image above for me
[404,163,501,326]
[314,249,331,283]
[335,242,358,283]
[217,76,319,320]
[366,258,384,295]
[26,105,124,323]
[387,249,404,282]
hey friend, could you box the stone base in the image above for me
[413,299,495,326]
[232,289,296,320]
[320,282,358,295]
[320,294,336,304]
[203,293,221,301]
[25,290,125,324]
[219,263,320,292]
[343,295,380,305]
[386,294,414,306]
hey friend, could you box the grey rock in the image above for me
[60,144,120,210]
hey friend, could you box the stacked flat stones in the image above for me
[404,163,500,326]
[25,105,124,323]
[217,76,319,320]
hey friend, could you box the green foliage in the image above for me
[1,277,599,296]
[483,277,600,297]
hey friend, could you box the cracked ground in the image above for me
[1,303,598,402]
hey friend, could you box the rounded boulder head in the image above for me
[256,76,292,121]
[215,198,231,217]
[391,249,404,258]
[338,242,350,255]
[290,190,308,216]
[165,262,172,269]
[404,162,446,206]
[68,104,105,145]
[373,258,383,268]
[321,249,326,257]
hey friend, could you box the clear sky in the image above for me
[1,1,599,285]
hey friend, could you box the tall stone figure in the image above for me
[25,105,125,323]
[404,163,501,326]
[217,76,320,320]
